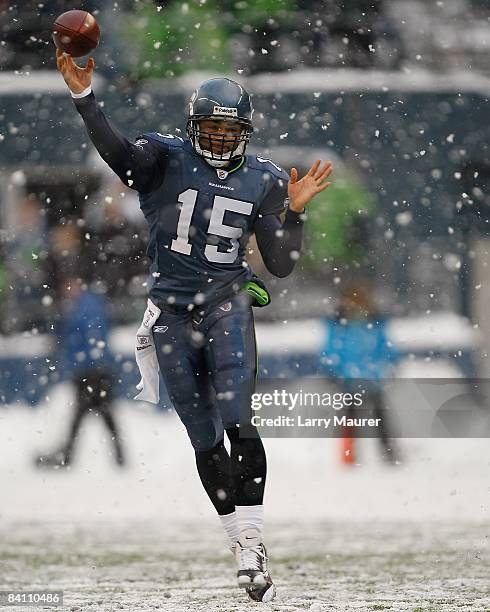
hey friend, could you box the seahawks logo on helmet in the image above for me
[186,78,254,168]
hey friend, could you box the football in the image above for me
[52,10,100,58]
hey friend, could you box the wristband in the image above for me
[70,86,92,99]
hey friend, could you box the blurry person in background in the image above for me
[322,280,400,465]
[83,174,148,323]
[8,196,49,331]
[36,265,125,468]
[44,223,84,295]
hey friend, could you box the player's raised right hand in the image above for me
[56,48,95,94]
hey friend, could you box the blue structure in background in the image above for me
[0,316,479,407]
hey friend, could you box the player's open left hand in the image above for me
[56,48,95,94]
[288,160,333,213]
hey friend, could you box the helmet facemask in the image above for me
[186,117,253,168]
[186,77,254,167]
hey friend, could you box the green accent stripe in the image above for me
[227,156,245,174]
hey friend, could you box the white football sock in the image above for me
[219,511,240,547]
[236,504,264,535]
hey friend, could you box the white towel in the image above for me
[134,298,162,405]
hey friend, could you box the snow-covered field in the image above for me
[2,519,488,611]
[1,384,490,611]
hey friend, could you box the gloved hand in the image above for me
[242,275,271,307]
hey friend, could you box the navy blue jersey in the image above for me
[73,92,304,312]
[136,132,291,309]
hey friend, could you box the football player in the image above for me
[56,48,332,602]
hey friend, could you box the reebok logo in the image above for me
[153,325,169,333]
[219,302,232,312]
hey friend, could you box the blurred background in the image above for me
[0,0,489,488]
[1,0,489,404]
[1,2,490,609]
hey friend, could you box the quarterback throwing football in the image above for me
[56,48,332,602]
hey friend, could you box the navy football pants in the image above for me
[153,292,257,451]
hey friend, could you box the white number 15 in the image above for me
[170,188,253,264]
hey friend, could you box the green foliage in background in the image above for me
[302,176,375,272]
[230,0,298,27]
[121,0,297,79]
[122,1,229,78]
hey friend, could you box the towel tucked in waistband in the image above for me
[134,298,162,405]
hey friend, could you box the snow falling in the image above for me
[1,1,490,610]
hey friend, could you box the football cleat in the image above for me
[246,574,276,603]
[235,528,276,602]
[236,529,267,587]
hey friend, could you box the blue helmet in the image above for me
[186,78,254,168]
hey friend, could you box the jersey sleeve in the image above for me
[73,92,168,193]
[258,174,290,217]
[254,209,305,278]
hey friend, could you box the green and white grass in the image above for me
[1,385,490,611]
[1,519,489,611]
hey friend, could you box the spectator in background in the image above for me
[8,196,49,331]
[83,175,148,323]
[36,269,125,468]
[44,223,84,296]
[321,280,400,465]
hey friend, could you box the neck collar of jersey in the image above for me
[207,156,245,178]
[226,156,245,174]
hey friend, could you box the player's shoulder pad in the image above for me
[247,155,290,183]
[140,132,187,151]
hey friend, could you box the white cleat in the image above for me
[246,578,276,604]
[235,529,276,601]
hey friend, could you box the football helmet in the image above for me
[186,78,254,168]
